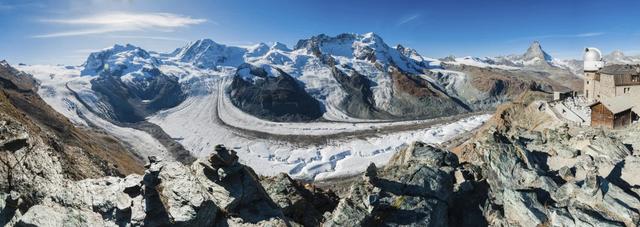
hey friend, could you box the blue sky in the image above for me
[1,0,640,65]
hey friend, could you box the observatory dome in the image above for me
[584,48,602,61]
[584,47,604,72]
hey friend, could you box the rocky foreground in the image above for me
[4,90,640,226]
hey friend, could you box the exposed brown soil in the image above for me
[0,63,143,179]
[390,69,443,98]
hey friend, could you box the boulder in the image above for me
[621,155,640,186]
[261,173,339,226]
[324,144,455,226]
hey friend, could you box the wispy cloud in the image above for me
[519,32,605,41]
[574,32,605,37]
[396,14,421,26]
[33,12,207,38]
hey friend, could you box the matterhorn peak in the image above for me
[523,40,553,62]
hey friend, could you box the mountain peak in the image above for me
[362,32,382,39]
[174,38,246,68]
[82,43,158,76]
[293,32,385,51]
[111,43,139,51]
[603,49,640,64]
[610,49,625,57]
[271,42,290,51]
[523,41,552,62]
[191,38,220,47]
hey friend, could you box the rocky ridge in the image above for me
[454,91,640,226]
[4,88,640,226]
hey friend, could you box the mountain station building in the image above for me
[583,48,640,129]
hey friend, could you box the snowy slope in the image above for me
[604,50,640,65]
[82,44,162,82]
[147,76,490,179]
[440,41,579,73]
[17,65,169,160]
[23,33,494,180]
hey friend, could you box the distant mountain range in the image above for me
[47,33,591,124]
[10,32,596,169]
[6,33,640,226]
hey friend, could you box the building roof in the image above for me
[600,64,640,76]
[589,93,640,114]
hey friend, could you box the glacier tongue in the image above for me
[148,77,491,180]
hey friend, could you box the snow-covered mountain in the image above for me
[29,34,587,125]
[31,33,594,127]
[441,41,580,72]
[438,41,584,95]
[15,32,583,180]
[82,44,161,79]
[603,50,640,65]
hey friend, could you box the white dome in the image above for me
[584,47,602,61]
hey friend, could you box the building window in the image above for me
[624,87,631,94]
[586,90,589,98]
[587,81,590,84]
[633,75,640,82]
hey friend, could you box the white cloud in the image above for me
[523,32,605,40]
[574,32,605,37]
[396,14,420,26]
[34,12,207,38]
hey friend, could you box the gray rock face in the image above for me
[329,66,390,119]
[324,143,455,226]
[229,63,323,122]
[261,173,339,226]
[621,155,640,187]
[90,68,186,123]
[2,142,297,226]
[456,101,640,226]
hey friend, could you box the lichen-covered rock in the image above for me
[261,173,338,226]
[145,159,219,226]
[456,100,640,226]
[621,155,640,187]
[503,189,548,225]
[17,203,109,227]
[4,142,295,226]
[324,143,455,227]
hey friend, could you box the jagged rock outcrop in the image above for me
[324,142,457,226]
[261,173,339,226]
[229,63,323,122]
[1,143,299,226]
[455,92,640,226]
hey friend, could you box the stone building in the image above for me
[584,48,640,101]
[583,48,640,128]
